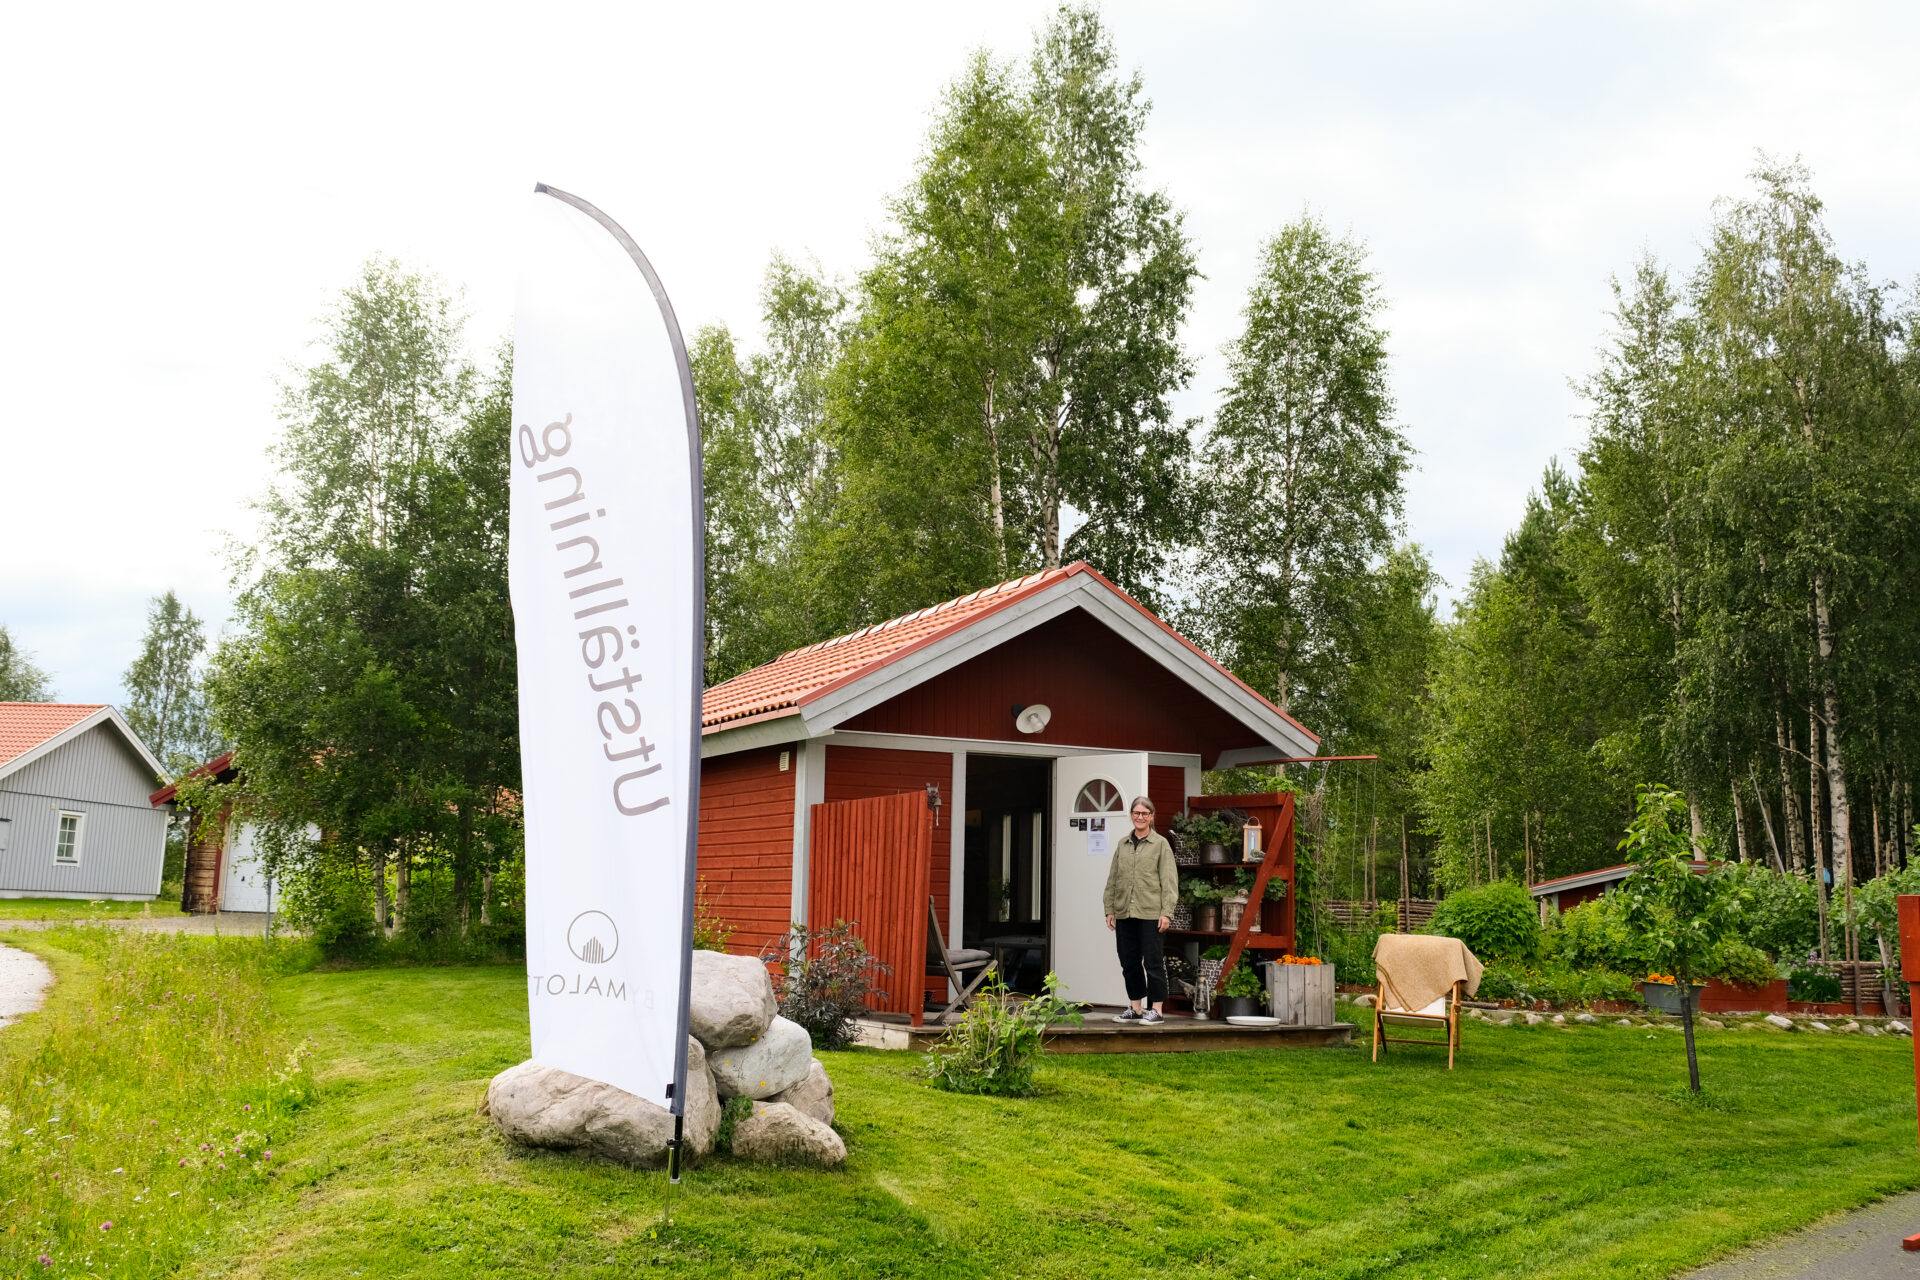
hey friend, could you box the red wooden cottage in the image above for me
[696,561,1319,1022]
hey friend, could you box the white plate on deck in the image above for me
[1226,1015,1281,1027]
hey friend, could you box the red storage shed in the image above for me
[696,561,1319,1023]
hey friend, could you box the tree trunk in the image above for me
[1813,577,1854,905]
[372,848,390,933]
[1680,979,1701,1094]
[1731,779,1749,862]
[1750,768,1786,873]
[1774,706,1806,873]
[1811,704,1829,960]
[1873,786,1886,880]
[395,847,411,934]
[982,372,1008,577]
[481,864,494,926]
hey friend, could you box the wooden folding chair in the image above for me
[1372,978,1465,1069]
[927,895,995,1022]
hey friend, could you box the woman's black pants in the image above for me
[1114,916,1168,1005]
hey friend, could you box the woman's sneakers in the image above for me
[1113,1007,1166,1024]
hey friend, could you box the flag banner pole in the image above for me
[509,183,704,1124]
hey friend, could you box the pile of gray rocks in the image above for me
[483,949,844,1169]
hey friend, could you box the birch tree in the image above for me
[1185,214,1409,723]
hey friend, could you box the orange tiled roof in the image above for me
[0,703,106,769]
[702,567,1076,730]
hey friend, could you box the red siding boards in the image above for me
[809,791,933,1025]
[824,745,952,1004]
[696,746,796,957]
[842,609,1267,765]
[1147,765,1187,835]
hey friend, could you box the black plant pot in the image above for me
[1219,995,1260,1019]
[1203,842,1231,865]
[1192,903,1220,932]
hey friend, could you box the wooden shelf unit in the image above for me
[1179,792,1298,1013]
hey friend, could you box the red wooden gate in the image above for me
[809,790,934,1025]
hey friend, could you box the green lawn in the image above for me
[0,894,184,921]
[161,964,1920,1280]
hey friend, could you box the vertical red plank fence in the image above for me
[809,790,934,1026]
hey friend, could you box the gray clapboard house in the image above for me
[0,703,171,900]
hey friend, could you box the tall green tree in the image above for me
[1183,214,1410,726]
[1417,465,1634,889]
[827,3,1197,618]
[207,262,517,937]
[693,256,852,682]
[0,626,54,702]
[122,590,220,775]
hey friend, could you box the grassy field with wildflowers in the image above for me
[0,929,311,1278]
[145,963,1920,1280]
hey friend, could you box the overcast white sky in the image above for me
[4,2,1916,708]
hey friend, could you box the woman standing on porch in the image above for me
[1104,796,1179,1024]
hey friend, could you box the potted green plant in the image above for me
[1172,812,1240,865]
[1185,879,1224,932]
[1219,961,1267,1019]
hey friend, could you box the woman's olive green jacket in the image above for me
[1102,827,1179,920]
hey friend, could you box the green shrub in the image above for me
[1476,961,1643,1008]
[1711,939,1778,989]
[761,921,890,1051]
[313,886,377,961]
[1718,862,1818,961]
[1787,967,1842,1003]
[1313,922,1380,986]
[921,973,1082,1096]
[1556,893,1651,973]
[1425,881,1540,961]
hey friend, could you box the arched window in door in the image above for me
[1072,778,1124,814]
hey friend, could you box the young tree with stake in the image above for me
[1618,784,1733,1094]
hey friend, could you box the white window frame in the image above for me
[54,811,84,866]
[0,816,11,854]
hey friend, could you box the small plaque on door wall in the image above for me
[1086,816,1107,856]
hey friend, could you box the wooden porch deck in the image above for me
[853,1009,1354,1054]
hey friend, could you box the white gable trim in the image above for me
[788,573,1317,758]
[0,707,168,791]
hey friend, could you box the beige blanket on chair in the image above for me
[1373,934,1484,1013]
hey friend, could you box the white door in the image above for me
[1051,752,1150,1007]
[221,823,272,913]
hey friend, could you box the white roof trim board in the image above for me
[0,707,169,791]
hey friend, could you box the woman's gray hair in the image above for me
[1129,795,1156,815]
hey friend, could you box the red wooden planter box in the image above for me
[1696,977,1788,1014]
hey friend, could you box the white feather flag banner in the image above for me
[509,184,703,1119]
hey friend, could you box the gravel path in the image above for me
[1686,1191,1920,1278]
[0,941,54,1031]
